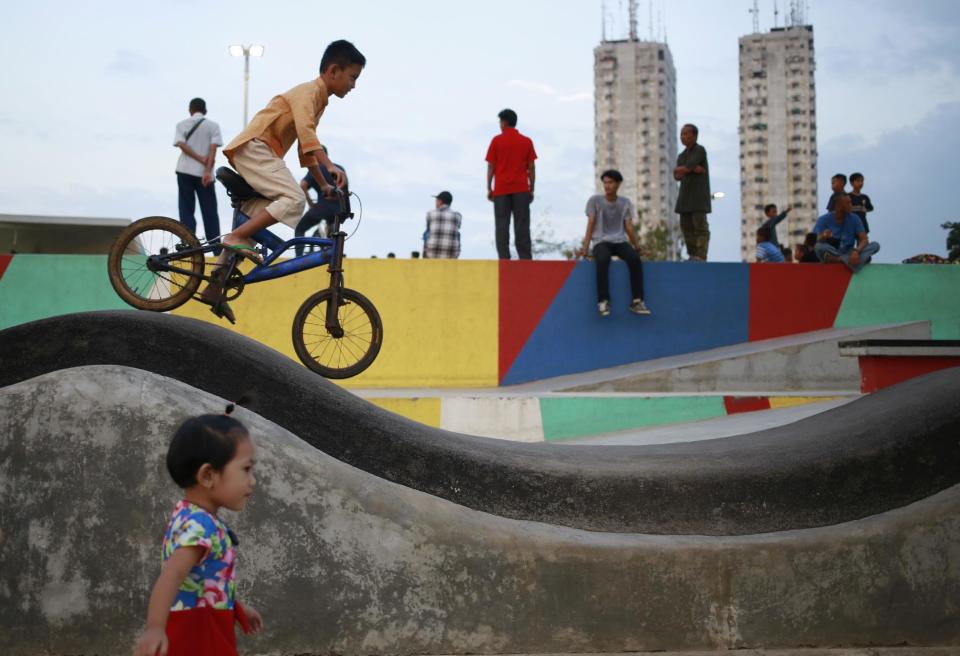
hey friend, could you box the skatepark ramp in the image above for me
[2,311,959,653]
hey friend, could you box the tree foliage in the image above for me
[942,221,960,261]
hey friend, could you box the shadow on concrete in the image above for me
[1,310,959,535]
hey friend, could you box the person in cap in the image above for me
[423,191,462,259]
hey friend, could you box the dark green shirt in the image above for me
[675,143,712,214]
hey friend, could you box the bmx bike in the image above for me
[106,167,383,379]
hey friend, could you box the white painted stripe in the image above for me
[440,397,545,442]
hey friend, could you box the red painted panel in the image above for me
[859,357,960,393]
[723,396,771,415]
[0,254,12,281]
[499,260,576,382]
[748,263,852,341]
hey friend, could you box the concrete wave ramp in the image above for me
[2,365,959,654]
[1,311,960,537]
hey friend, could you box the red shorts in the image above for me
[165,603,250,656]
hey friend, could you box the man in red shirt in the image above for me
[486,109,538,259]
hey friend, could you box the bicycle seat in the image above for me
[216,167,268,201]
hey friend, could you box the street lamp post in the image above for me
[228,44,264,127]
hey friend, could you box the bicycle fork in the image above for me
[324,233,346,338]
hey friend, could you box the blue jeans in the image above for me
[177,173,221,245]
[815,241,880,273]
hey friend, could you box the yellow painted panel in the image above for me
[171,258,499,388]
[769,396,849,409]
[367,398,441,428]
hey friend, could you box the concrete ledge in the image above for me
[2,312,960,535]
[551,323,931,393]
[839,339,960,357]
[2,366,959,654]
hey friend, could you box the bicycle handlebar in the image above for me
[324,186,352,218]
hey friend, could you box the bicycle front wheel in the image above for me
[292,287,383,379]
[107,217,204,312]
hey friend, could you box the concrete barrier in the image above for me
[2,366,960,654]
[2,311,960,536]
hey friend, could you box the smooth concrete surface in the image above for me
[564,398,855,446]
[440,396,545,442]
[435,651,960,656]
[370,393,851,443]
[2,366,959,655]
[2,311,960,535]
[536,322,931,393]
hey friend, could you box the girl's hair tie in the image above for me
[224,393,255,416]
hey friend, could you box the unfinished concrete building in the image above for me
[594,36,678,256]
[738,22,818,261]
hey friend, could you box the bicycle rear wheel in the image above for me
[107,217,204,312]
[292,287,383,379]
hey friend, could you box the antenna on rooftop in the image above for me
[629,0,638,41]
[773,0,780,27]
[601,0,607,41]
[788,0,807,27]
[648,0,654,40]
[749,0,760,33]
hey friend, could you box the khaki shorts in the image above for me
[229,139,305,228]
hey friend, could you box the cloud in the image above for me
[818,101,960,261]
[105,49,155,77]
[506,79,591,103]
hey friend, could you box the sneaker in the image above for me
[597,300,610,317]
[629,299,651,315]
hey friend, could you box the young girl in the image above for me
[134,404,263,656]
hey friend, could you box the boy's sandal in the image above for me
[197,297,237,324]
[224,243,263,265]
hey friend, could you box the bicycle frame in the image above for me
[232,189,351,336]
[147,188,353,335]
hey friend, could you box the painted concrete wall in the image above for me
[1,255,957,388]
[367,394,847,442]
[4,366,960,654]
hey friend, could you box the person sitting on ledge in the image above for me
[795,232,820,263]
[755,225,785,263]
[579,169,651,317]
[813,193,880,273]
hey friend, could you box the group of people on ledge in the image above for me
[172,74,878,325]
[755,172,880,274]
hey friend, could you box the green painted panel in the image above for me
[0,255,132,329]
[540,396,726,441]
[834,264,960,339]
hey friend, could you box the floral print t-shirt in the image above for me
[162,500,237,611]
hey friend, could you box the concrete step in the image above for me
[509,321,932,393]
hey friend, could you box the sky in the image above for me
[2,0,959,262]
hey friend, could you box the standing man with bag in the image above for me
[486,108,537,259]
[174,98,223,244]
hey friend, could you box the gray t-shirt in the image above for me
[585,194,633,247]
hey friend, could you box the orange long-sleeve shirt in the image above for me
[224,78,329,168]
